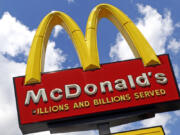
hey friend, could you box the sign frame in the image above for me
[13,54,180,134]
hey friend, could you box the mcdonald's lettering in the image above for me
[24,72,168,105]
[13,4,180,134]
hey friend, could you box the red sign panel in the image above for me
[14,55,180,133]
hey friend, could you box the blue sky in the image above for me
[0,0,180,135]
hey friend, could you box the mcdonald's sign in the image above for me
[13,4,180,134]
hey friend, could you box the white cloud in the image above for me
[174,110,180,116]
[0,12,35,57]
[67,63,80,69]
[0,54,26,135]
[175,22,180,28]
[53,25,63,38]
[173,64,179,79]
[111,123,134,133]
[67,0,75,3]
[110,33,134,61]
[28,130,97,135]
[44,41,66,72]
[140,113,172,135]
[111,113,177,135]
[0,104,22,135]
[168,38,180,53]
[110,4,173,61]
[0,12,66,135]
[0,11,66,72]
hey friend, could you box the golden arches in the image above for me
[25,11,100,85]
[86,4,160,67]
[25,4,160,85]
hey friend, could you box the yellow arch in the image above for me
[25,11,100,85]
[85,4,160,67]
[25,4,160,85]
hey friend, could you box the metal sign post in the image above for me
[98,123,111,135]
